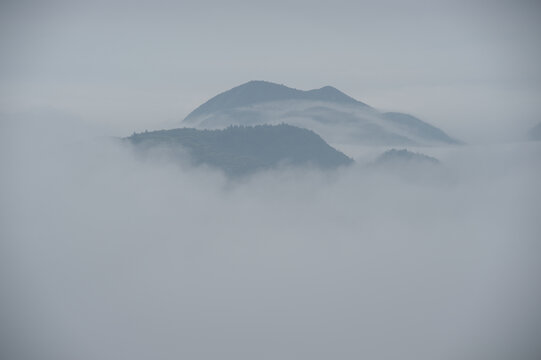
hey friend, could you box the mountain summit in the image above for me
[182,81,459,146]
[528,122,541,141]
[185,80,365,122]
[127,124,352,176]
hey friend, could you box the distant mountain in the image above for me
[183,81,459,146]
[370,149,448,185]
[373,149,440,166]
[126,124,353,176]
[381,112,457,145]
[185,81,365,121]
[528,122,541,141]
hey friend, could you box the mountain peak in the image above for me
[375,149,440,165]
[236,80,292,91]
[126,124,353,176]
[307,85,359,103]
[184,81,364,122]
[528,122,541,141]
[181,81,459,146]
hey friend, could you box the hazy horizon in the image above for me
[2,0,541,142]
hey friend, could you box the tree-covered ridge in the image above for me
[374,149,440,166]
[127,124,353,176]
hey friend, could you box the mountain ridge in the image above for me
[126,123,353,176]
[182,81,459,146]
[374,149,440,166]
[184,80,368,122]
[528,122,541,141]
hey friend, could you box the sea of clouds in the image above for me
[1,113,540,360]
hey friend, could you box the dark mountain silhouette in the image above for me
[185,80,366,121]
[182,81,459,146]
[126,124,353,176]
[528,122,541,141]
[374,149,440,166]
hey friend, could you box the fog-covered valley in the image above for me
[2,115,540,360]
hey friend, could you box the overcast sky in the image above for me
[1,0,540,141]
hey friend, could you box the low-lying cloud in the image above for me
[1,114,540,360]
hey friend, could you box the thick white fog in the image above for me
[1,115,540,360]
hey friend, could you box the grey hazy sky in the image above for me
[1,0,540,141]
